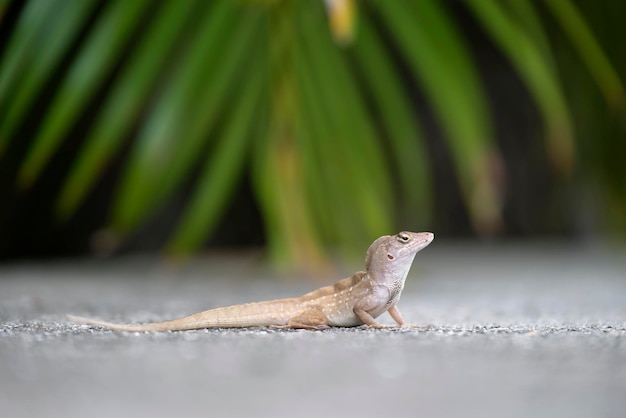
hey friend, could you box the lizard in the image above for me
[68,231,434,331]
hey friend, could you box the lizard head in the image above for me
[365,231,434,273]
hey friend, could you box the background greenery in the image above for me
[0,0,624,270]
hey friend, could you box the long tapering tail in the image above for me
[67,315,188,332]
[67,299,301,331]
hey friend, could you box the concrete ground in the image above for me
[1,241,625,418]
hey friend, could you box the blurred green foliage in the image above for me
[0,0,624,269]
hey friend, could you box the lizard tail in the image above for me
[67,300,300,331]
[67,315,187,332]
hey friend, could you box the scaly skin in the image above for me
[68,231,434,331]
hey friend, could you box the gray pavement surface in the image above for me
[1,241,625,418]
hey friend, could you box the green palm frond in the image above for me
[16,0,150,187]
[373,0,501,233]
[1,0,623,269]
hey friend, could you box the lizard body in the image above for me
[68,231,433,331]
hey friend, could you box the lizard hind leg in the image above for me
[285,306,330,330]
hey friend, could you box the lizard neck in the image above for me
[370,252,417,285]
[364,252,417,311]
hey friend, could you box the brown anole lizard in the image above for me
[68,231,434,331]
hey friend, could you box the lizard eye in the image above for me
[397,233,410,242]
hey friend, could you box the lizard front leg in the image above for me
[387,305,406,326]
[388,304,429,329]
[353,285,395,329]
[353,308,391,329]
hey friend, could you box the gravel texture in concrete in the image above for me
[1,242,625,418]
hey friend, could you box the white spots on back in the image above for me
[314,286,360,325]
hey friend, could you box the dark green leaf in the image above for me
[467,0,575,174]
[17,0,150,187]
[372,0,501,232]
[0,0,96,154]
[353,13,432,226]
[56,1,197,219]
[111,1,256,232]
[167,53,265,254]
[545,0,625,109]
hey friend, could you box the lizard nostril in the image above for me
[387,254,394,260]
